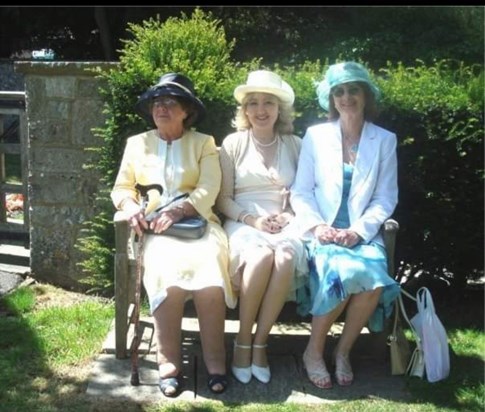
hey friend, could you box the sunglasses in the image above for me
[153,97,179,108]
[331,85,362,98]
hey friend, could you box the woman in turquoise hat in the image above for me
[291,62,400,389]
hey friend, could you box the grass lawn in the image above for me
[0,281,483,412]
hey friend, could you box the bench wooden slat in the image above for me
[113,210,399,359]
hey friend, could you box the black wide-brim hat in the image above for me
[134,73,206,126]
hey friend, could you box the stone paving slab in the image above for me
[0,244,30,296]
[86,318,411,404]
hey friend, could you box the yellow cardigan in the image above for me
[111,129,222,223]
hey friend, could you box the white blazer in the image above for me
[290,120,398,246]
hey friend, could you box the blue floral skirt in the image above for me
[296,240,400,332]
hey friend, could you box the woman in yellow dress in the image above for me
[111,73,236,397]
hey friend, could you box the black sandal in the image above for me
[159,375,182,398]
[207,373,228,394]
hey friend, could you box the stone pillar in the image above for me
[14,61,117,290]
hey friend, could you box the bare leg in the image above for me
[234,246,274,368]
[303,298,348,388]
[194,287,227,374]
[194,286,227,392]
[334,288,382,385]
[152,286,187,381]
[252,246,295,367]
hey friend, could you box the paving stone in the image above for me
[87,317,411,404]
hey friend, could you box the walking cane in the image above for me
[130,183,163,386]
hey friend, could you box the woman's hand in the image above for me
[333,229,362,248]
[123,199,148,237]
[129,211,149,237]
[148,208,184,234]
[313,224,338,244]
[245,214,282,233]
[271,212,292,230]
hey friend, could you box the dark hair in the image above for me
[149,96,199,129]
[327,82,379,122]
[177,98,198,129]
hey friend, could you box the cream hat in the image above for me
[234,70,295,105]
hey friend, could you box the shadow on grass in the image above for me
[0,287,51,410]
[401,283,484,412]
[405,347,484,412]
[0,286,140,412]
[1,282,483,411]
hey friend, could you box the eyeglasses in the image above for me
[152,97,179,109]
[331,85,362,98]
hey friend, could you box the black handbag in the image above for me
[158,216,207,239]
[145,193,208,239]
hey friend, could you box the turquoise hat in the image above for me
[316,61,381,111]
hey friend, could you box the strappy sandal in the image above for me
[159,375,182,397]
[252,344,271,383]
[207,373,229,394]
[334,353,354,386]
[302,350,333,389]
[231,340,252,384]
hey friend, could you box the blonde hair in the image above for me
[232,93,294,134]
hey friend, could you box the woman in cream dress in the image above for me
[111,73,236,397]
[217,70,308,384]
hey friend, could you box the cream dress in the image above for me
[111,129,237,314]
[217,130,308,300]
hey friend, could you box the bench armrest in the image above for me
[382,218,399,278]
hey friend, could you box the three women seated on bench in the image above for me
[110,62,400,396]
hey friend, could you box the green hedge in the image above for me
[77,9,483,296]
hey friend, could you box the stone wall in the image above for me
[14,61,117,290]
[0,60,24,91]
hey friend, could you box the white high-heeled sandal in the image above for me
[231,340,252,384]
[251,344,271,383]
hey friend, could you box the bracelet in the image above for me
[175,205,185,218]
[238,212,250,223]
[242,214,253,225]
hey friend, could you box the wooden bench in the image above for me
[113,211,399,359]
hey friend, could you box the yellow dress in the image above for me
[111,129,237,313]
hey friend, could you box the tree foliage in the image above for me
[12,7,481,296]
[1,6,483,69]
[76,9,242,294]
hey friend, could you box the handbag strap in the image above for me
[393,299,399,331]
[416,286,436,314]
[154,192,189,213]
[401,287,417,302]
[397,290,421,345]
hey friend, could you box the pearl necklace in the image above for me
[251,130,278,147]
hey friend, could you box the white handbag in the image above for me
[397,291,425,378]
[400,287,450,382]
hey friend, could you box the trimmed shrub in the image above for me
[77,10,483,296]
